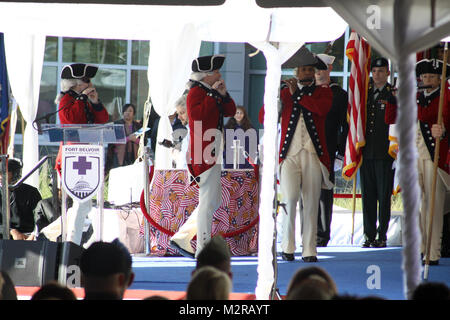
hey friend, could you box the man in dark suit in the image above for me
[314,54,349,247]
[360,57,397,248]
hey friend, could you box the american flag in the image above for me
[342,31,371,180]
[0,33,11,154]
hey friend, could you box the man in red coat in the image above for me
[55,63,109,246]
[170,55,236,258]
[386,58,450,265]
[260,47,333,262]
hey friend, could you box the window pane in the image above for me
[199,41,214,56]
[247,44,266,70]
[131,70,149,121]
[248,74,265,129]
[44,37,58,62]
[132,40,150,66]
[330,76,344,88]
[37,66,58,123]
[327,33,345,72]
[63,38,127,65]
[94,68,126,121]
[308,32,345,73]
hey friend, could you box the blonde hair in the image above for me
[287,266,337,298]
[186,266,232,300]
[175,94,187,111]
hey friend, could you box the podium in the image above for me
[41,123,126,242]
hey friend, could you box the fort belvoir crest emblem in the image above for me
[62,145,103,203]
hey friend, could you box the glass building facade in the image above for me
[16,28,365,164]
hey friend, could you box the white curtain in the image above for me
[148,23,201,170]
[4,33,45,188]
[250,40,304,300]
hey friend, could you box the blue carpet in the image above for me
[130,246,450,300]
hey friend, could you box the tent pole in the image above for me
[423,42,448,279]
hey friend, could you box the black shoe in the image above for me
[169,240,195,259]
[361,240,374,248]
[302,256,318,263]
[316,239,329,247]
[422,259,439,266]
[371,239,387,248]
[281,252,295,261]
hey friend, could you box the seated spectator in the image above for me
[105,103,142,175]
[171,94,189,169]
[0,271,17,300]
[195,235,233,279]
[286,266,337,299]
[0,158,41,240]
[412,281,450,300]
[186,266,232,300]
[143,295,170,300]
[31,186,93,245]
[223,106,258,169]
[286,276,334,300]
[80,239,135,300]
[31,282,77,300]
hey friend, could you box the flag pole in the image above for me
[351,175,357,244]
[424,42,448,280]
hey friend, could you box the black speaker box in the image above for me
[0,240,86,287]
[0,239,58,286]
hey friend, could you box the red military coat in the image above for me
[260,84,333,173]
[186,82,236,178]
[385,86,450,173]
[58,90,109,125]
[55,90,109,173]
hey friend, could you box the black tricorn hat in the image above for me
[371,57,389,69]
[282,45,327,70]
[416,58,450,77]
[192,55,225,72]
[61,63,98,79]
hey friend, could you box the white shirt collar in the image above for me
[199,81,212,90]
[424,86,439,97]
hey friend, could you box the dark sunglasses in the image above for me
[81,77,91,83]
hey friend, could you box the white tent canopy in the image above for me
[0,0,449,299]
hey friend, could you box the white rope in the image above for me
[393,0,424,299]
[396,53,423,299]
[137,98,152,161]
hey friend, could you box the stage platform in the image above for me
[15,245,450,300]
[14,205,449,300]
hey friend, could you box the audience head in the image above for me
[286,276,334,300]
[0,271,17,300]
[31,282,77,300]
[1,158,23,185]
[175,95,188,126]
[412,281,450,300]
[187,266,232,300]
[225,106,253,131]
[80,239,134,299]
[122,103,136,122]
[195,236,232,279]
[143,295,170,300]
[286,266,337,299]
